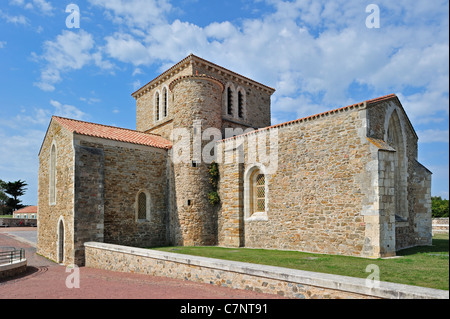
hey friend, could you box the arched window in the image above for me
[136,191,150,221]
[49,143,56,205]
[162,87,168,118]
[244,165,268,221]
[386,110,408,221]
[155,91,160,122]
[254,173,265,213]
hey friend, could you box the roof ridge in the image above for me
[131,54,275,98]
[51,116,172,150]
[131,54,193,97]
[365,93,398,105]
[219,94,398,143]
[52,115,163,138]
[189,54,276,92]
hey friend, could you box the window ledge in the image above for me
[245,212,268,222]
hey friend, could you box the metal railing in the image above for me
[0,247,25,265]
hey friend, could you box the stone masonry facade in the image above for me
[37,54,432,266]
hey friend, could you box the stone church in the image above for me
[37,54,432,266]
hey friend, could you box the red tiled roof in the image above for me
[14,205,37,214]
[220,94,399,142]
[365,93,398,105]
[52,116,172,150]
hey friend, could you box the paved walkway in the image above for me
[0,228,285,299]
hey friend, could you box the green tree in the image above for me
[0,179,9,214]
[431,196,449,218]
[0,179,28,214]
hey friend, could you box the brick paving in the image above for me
[0,228,284,299]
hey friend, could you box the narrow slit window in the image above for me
[138,192,147,220]
[163,88,168,118]
[49,144,56,204]
[155,92,160,121]
[227,87,233,116]
[238,90,244,118]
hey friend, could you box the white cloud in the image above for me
[34,30,112,91]
[104,32,151,66]
[0,127,45,204]
[88,0,172,29]
[50,100,87,120]
[34,0,449,123]
[204,21,238,40]
[417,129,449,143]
[31,0,53,15]
[9,0,26,5]
[143,2,447,111]
[0,41,6,48]
[9,0,53,15]
[0,107,50,129]
[132,79,141,91]
[398,90,449,125]
[0,10,28,25]
[80,97,101,104]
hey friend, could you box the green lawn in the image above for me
[152,234,449,291]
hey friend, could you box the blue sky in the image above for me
[0,0,448,205]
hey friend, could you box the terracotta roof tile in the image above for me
[14,205,37,214]
[365,93,398,105]
[52,116,172,150]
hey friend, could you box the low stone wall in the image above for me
[0,260,27,280]
[433,218,449,234]
[84,242,448,299]
[0,218,37,227]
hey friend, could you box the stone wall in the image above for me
[73,143,105,265]
[0,260,27,280]
[366,99,432,251]
[84,241,449,299]
[433,218,449,234]
[168,76,223,246]
[37,120,75,265]
[75,135,169,250]
[135,63,192,134]
[217,104,376,257]
[0,218,37,227]
[194,62,273,131]
[214,98,432,258]
[135,55,274,139]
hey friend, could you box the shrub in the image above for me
[432,196,449,218]
[207,162,220,205]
